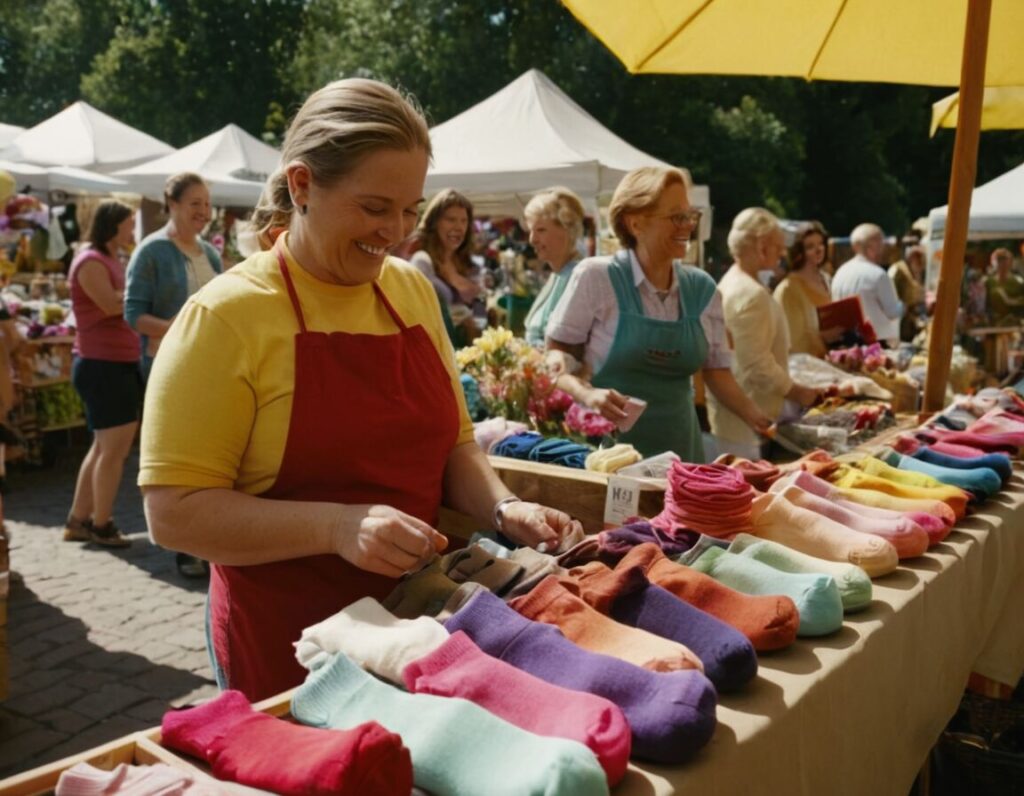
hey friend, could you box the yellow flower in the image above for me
[455,346,482,368]
[477,327,514,355]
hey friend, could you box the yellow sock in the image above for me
[831,466,968,519]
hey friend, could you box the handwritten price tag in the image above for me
[604,475,642,529]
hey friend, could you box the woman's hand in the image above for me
[786,382,822,408]
[332,505,448,578]
[584,386,629,422]
[499,501,582,550]
[744,406,775,437]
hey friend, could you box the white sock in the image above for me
[294,596,449,683]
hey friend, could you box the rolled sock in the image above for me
[162,690,412,796]
[294,597,449,682]
[619,542,799,652]
[680,545,843,637]
[508,575,703,672]
[567,560,757,692]
[652,462,755,539]
[382,560,461,619]
[585,444,643,473]
[403,630,631,786]
[911,445,1012,484]
[728,533,872,612]
[293,651,608,796]
[875,447,1001,498]
[835,463,970,518]
[750,492,899,577]
[56,763,207,796]
[443,588,718,763]
[776,483,928,558]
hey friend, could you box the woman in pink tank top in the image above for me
[65,200,141,548]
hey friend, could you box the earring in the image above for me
[300,204,308,216]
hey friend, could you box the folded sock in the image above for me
[162,690,412,796]
[294,597,449,682]
[916,427,1020,455]
[567,560,757,692]
[680,544,843,637]
[598,520,699,560]
[619,542,799,651]
[727,533,872,612]
[912,445,1012,483]
[712,453,781,491]
[835,463,970,518]
[504,546,567,598]
[750,492,899,577]
[56,763,203,796]
[652,462,755,539]
[776,482,928,558]
[293,651,607,796]
[403,630,631,786]
[382,559,462,619]
[585,443,643,473]
[775,449,843,482]
[443,588,717,764]
[441,545,525,593]
[508,575,703,672]
[875,447,1001,499]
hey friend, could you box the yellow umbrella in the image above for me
[931,86,1024,135]
[562,0,1022,411]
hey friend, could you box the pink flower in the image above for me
[566,403,616,437]
[545,389,574,413]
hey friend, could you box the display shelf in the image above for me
[38,419,86,433]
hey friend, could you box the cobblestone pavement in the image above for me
[0,440,217,777]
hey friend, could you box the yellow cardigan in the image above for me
[773,274,830,358]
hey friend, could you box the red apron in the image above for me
[208,245,461,701]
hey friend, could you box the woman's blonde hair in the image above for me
[414,189,475,275]
[523,187,586,249]
[609,167,691,249]
[253,78,431,246]
[727,207,781,258]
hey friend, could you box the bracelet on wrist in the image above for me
[492,496,522,533]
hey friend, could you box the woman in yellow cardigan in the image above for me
[773,221,841,357]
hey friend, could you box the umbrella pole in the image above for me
[923,0,992,412]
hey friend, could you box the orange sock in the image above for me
[619,543,799,652]
[508,576,703,672]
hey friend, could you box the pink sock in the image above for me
[403,630,631,786]
[777,484,928,558]
[893,435,986,459]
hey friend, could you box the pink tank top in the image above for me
[69,247,140,362]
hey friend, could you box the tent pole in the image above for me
[922,0,992,412]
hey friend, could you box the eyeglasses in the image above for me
[649,209,703,228]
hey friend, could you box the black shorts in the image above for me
[71,357,143,431]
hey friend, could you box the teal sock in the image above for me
[292,652,609,796]
[683,544,843,637]
[727,533,872,613]
[876,447,1001,499]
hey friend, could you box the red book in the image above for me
[817,296,865,336]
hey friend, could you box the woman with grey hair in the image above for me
[522,186,586,346]
[708,208,820,453]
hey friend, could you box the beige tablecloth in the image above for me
[619,469,1024,796]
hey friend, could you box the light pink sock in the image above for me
[831,500,949,545]
[403,630,631,785]
[55,762,212,795]
[750,492,898,577]
[776,484,928,558]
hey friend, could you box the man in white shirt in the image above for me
[831,223,904,346]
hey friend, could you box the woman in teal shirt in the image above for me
[522,187,585,347]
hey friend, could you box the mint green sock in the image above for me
[684,545,843,637]
[728,533,873,613]
[292,652,609,796]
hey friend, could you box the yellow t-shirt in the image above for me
[139,235,474,495]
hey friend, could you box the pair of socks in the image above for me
[508,575,704,672]
[566,559,757,691]
[774,482,928,558]
[679,541,843,636]
[619,542,799,651]
[56,763,211,796]
[161,690,412,795]
[651,462,755,539]
[750,492,899,577]
[911,445,1012,483]
[443,588,718,763]
[728,533,872,612]
[293,651,608,796]
[831,464,969,519]
[404,630,631,785]
[875,447,1002,498]
[294,596,449,682]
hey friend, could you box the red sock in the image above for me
[162,690,412,796]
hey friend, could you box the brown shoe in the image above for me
[63,515,92,542]
[88,520,131,548]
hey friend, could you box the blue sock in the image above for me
[912,446,1012,483]
[877,447,1001,499]
[933,414,967,431]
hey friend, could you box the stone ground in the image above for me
[0,438,217,777]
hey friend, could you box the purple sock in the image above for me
[598,520,699,559]
[443,589,717,763]
[569,562,757,693]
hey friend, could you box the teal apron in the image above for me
[523,258,580,346]
[591,251,717,462]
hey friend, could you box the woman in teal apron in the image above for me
[522,188,586,347]
[545,167,772,463]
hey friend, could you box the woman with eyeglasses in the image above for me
[545,167,771,462]
[708,208,820,454]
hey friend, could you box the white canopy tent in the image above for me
[927,159,1024,240]
[0,101,173,173]
[0,124,24,149]
[0,160,128,196]
[115,124,279,207]
[425,69,711,238]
